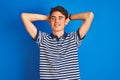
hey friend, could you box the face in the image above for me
[49,11,67,32]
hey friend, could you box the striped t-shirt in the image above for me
[35,30,83,80]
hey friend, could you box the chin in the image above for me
[53,29,61,31]
[52,28,63,31]
[52,28,62,31]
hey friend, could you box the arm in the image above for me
[21,13,49,39]
[70,12,94,39]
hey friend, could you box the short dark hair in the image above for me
[50,6,68,19]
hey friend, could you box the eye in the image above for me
[59,16,64,20]
[51,16,56,20]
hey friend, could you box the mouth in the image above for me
[54,24,60,27]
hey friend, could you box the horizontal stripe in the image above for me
[36,31,82,79]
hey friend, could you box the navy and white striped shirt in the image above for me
[35,29,84,80]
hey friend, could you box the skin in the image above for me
[21,11,94,40]
[49,11,69,38]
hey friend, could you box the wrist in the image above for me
[69,14,72,20]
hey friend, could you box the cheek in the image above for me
[61,22,66,26]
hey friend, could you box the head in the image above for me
[49,6,69,32]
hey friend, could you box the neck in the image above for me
[52,30,64,38]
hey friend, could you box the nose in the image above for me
[55,18,59,23]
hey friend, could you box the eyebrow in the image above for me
[51,16,64,17]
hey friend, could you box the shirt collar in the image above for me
[50,32,68,41]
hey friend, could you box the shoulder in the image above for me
[34,30,49,41]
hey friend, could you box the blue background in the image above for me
[0,0,120,80]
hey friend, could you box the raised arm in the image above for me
[21,13,49,39]
[70,12,94,39]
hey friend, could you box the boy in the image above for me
[21,6,94,80]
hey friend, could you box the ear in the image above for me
[48,18,50,22]
[65,18,70,25]
[48,16,51,23]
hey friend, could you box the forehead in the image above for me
[51,11,65,17]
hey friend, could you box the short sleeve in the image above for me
[33,30,43,46]
[73,29,85,46]
[76,29,85,40]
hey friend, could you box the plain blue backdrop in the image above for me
[0,0,120,80]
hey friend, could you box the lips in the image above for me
[54,24,60,27]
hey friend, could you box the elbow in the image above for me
[84,12,94,21]
[21,13,25,19]
[21,13,24,18]
[89,12,94,19]
[21,13,27,19]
